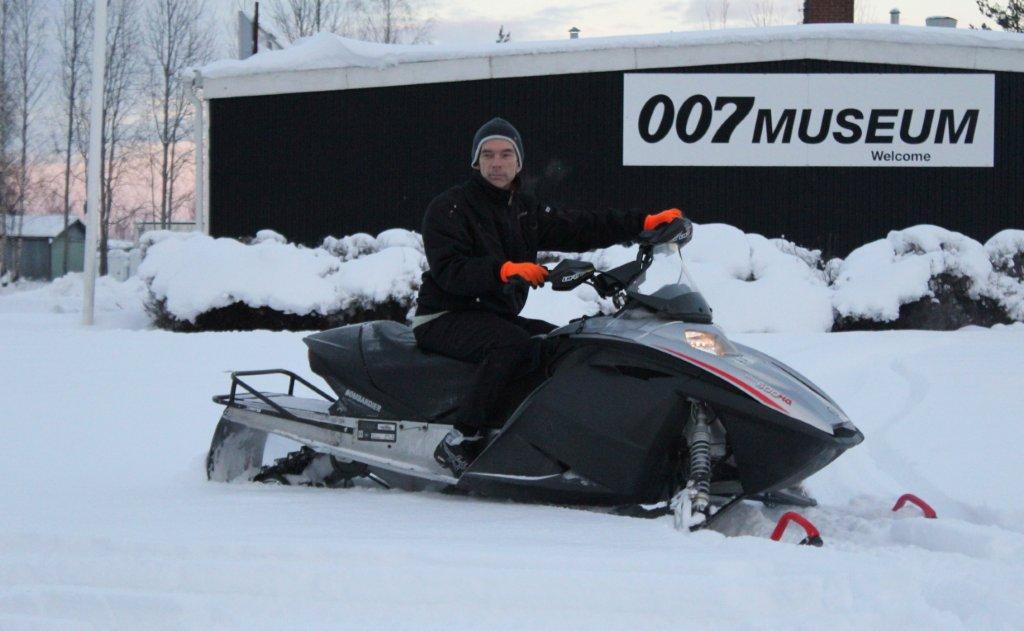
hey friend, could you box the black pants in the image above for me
[414,310,556,433]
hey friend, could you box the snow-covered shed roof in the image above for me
[4,214,84,239]
[197,24,1024,99]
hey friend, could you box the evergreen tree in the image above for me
[976,0,1024,31]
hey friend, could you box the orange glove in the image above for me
[644,208,684,231]
[500,261,548,287]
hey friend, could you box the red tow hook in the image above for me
[770,512,823,547]
[892,494,937,519]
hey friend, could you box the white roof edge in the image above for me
[199,25,1024,100]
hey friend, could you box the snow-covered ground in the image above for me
[1,279,1023,629]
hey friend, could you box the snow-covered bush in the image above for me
[984,230,1024,321]
[139,231,425,331]
[831,226,1013,330]
[537,224,834,332]
[137,223,1024,333]
[986,230,1024,280]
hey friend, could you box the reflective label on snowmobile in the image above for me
[754,380,793,407]
[357,420,397,442]
[344,389,382,413]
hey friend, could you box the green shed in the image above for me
[2,214,86,281]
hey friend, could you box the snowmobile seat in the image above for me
[305,321,479,421]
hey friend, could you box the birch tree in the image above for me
[57,0,91,275]
[268,0,353,41]
[748,0,780,27]
[143,0,214,229]
[97,0,142,276]
[855,0,878,23]
[357,0,433,43]
[6,0,46,277]
[704,0,731,29]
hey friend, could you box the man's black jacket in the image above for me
[416,173,648,317]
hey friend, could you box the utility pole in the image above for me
[83,0,107,325]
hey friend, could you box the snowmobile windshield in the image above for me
[626,243,713,323]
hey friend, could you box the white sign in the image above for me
[622,74,994,167]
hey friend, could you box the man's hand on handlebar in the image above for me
[501,261,549,288]
[643,208,684,232]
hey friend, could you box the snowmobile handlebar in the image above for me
[507,218,693,297]
[639,216,693,249]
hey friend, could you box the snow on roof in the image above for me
[198,24,1024,99]
[3,214,83,239]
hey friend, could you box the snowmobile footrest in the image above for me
[753,489,818,509]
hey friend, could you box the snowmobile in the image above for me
[207,218,863,531]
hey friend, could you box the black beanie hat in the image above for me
[470,117,524,168]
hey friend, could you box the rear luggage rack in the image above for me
[212,369,336,421]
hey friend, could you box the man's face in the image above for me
[475,138,520,190]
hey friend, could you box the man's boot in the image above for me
[433,428,485,477]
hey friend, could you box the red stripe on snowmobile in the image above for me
[655,345,789,414]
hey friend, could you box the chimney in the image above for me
[569,26,580,40]
[803,0,854,24]
[890,8,900,25]
[925,16,957,28]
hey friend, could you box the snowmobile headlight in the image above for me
[684,330,729,356]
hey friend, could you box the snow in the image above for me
[0,272,148,329]
[1,290,1023,627]
[253,229,287,244]
[3,214,83,239]
[199,24,1024,80]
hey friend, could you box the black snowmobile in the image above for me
[207,218,863,530]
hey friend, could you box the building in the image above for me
[194,23,1024,257]
[2,214,86,281]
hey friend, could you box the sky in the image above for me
[222,1,1005,51]
[427,1,993,44]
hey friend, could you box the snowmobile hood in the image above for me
[565,316,858,437]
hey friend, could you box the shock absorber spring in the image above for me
[686,402,714,514]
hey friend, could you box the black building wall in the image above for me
[209,59,1024,257]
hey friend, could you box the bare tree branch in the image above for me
[357,0,434,44]
[97,0,143,275]
[748,0,780,27]
[143,0,215,228]
[704,0,731,29]
[855,0,879,24]
[57,0,91,275]
[268,0,355,42]
[4,0,47,277]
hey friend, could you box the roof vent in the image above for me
[569,26,580,40]
[890,8,900,25]
[925,16,957,28]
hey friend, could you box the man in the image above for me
[413,117,682,476]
